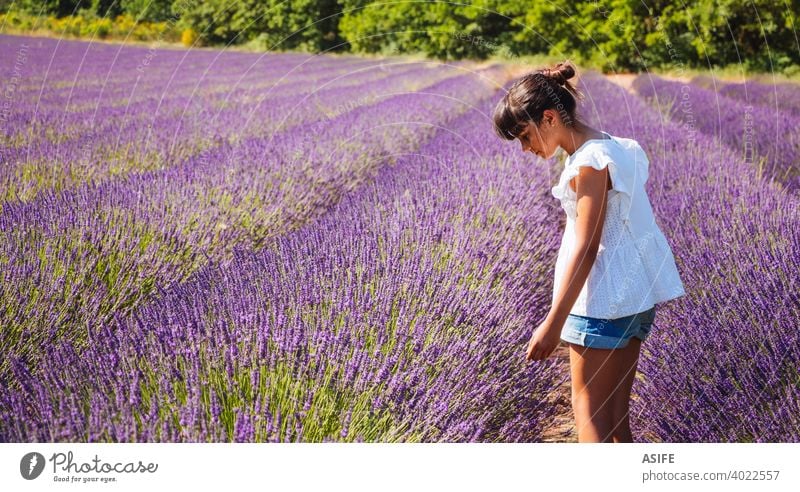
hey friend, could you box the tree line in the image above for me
[2,0,798,73]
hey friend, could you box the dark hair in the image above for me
[492,60,584,140]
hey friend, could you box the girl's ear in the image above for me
[543,109,556,127]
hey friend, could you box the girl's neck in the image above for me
[562,122,607,156]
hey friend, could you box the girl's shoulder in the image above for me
[554,132,650,204]
[568,133,649,173]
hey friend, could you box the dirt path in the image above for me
[605,73,638,95]
[499,64,692,97]
[606,72,694,94]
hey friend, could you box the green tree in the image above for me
[11,0,84,17]
[686,0,799,71]
[90,0,122,18]
[339,0,503,60]
[640,2,701,71]
[254,0,343,52]
[120,0,173,22]
[506,1,580,58]
[178,0,342,51]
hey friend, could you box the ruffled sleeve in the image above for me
[550,139,648,222]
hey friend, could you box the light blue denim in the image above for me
[560,306,657,349]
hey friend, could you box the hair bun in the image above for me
[543,61,576,85]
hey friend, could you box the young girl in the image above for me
[492,61,686,443]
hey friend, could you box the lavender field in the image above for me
[1,34,798,443]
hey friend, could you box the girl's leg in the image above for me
[567,342,629,442]
[609,337,643,443]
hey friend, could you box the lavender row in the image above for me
[690,75,800,118]
[632,74,800,192]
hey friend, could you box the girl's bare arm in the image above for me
[525,164,609,361]
[546,165,609,328]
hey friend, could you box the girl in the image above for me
[492,61,686,443]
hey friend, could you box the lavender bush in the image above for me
[691,75,800,118]
[632,74,800,192]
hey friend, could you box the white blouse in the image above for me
[550,131,686,319]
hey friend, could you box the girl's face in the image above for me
[517,119,558,159]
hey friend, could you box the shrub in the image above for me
[181,28,199,47]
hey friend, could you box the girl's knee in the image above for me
[572,403,617,442]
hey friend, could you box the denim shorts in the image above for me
[560,306,657,349]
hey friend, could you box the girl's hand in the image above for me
[525,319,563,361]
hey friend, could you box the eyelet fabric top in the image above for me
[550,131,686,319]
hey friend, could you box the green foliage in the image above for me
[120,0,174,22]
[0,9,180,42]
[177,0,342,51]
[90,0,122,19]
[9,0,81,17]
[2,0,798,73]
[640,3,700,71]
[338,0,798,71]
[685,0,800,72]
[339,0,505,60]
[172,0,239,45]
